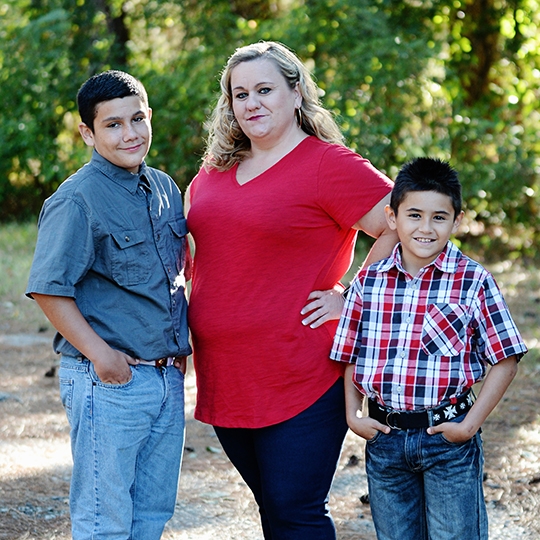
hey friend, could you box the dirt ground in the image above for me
[1,280,539,539]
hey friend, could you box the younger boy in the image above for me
[331,157,527,540]
[26,70,191,539]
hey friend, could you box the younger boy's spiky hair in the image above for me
[390,157,462,218]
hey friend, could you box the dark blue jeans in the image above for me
[366,416,488,540]
[214,378,348,540]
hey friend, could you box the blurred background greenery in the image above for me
[1,0,539,261]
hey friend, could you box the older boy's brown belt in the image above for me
[138,357,178,368]
[79,355,179,368]
[368,390,474,430]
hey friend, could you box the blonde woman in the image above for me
[186,41,396,539]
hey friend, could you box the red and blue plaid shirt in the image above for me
[331,241,527,410]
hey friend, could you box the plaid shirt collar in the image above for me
[377,240,463,276]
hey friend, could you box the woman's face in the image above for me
[230,58,302,146]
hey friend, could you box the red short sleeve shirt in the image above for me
[188,137,393,427]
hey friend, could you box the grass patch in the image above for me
[0,221,38,299]
[0,221,49,334]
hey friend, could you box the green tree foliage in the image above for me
[1,0,539,259]
[442,0,540,258]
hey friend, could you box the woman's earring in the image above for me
[295,107,303,128]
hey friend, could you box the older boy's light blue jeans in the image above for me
[365,416,488,540]
[59,355,185,540]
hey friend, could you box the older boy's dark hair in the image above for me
[77,70,148,132]
[390,157,462,218]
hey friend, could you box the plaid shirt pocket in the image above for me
[421,303,470,357]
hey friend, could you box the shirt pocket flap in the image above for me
[168,217,188,238]
[111,230,146,250]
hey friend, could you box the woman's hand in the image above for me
[301,288,345,328]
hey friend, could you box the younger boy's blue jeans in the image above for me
[365,417,488,540]
[59,355,185,540]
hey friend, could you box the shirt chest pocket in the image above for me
[110,229,151,286]
[421,303,471,357]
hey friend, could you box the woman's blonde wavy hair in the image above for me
[203,41,345,171]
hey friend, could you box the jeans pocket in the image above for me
[88,362,134,388]
[59,377,74,421]
[439,432,461,445]
[366,430,384,445]
[438,414,477,446]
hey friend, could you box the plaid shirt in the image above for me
[330,241,527,410]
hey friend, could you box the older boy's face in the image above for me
[78,95,152,173]
[385,190,463,276]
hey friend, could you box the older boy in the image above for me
[331,158,527,540]
[26,70,191,539]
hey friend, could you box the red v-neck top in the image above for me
[187,137,393,428]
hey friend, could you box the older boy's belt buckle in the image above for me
[368,389,473,430]
[138,357,176,368]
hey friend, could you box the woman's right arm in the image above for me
[184,182,193,217]
[184,182,196,256]
[302,192,397,328]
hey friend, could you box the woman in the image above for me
[186,41,396,539]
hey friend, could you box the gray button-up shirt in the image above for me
[26,150,191,360]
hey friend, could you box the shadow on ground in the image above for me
[0,336,538,540]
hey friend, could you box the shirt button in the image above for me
[125,236,130,242]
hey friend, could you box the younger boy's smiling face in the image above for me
[78,95,152,173]
[385,190,463,276]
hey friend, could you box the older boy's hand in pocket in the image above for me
[93,349,137,384]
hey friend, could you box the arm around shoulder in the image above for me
[184,182,193,217]
[353,193,398,268]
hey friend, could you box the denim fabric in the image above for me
[214,379,348,540]
[365,417,488,540]
[59,355,185,540]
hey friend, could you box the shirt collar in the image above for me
[90,150,149,194]
[379,240,463,275]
